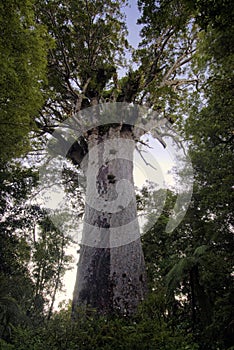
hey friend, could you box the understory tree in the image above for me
[140,0,234,348]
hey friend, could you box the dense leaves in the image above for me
[0,304,199,350]
[0,0,48,160]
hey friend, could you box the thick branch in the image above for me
[143,27,175,88]
[74,77,91,114]
[161,78,199,91]
[161,48,196,84]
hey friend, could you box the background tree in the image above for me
[31,215,73,321]
[138,0,234,348]
[0,165,73,338]
[0,0,48,161]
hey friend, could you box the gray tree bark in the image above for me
[72,125,147,316]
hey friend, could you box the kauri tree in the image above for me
[34,0,201,316]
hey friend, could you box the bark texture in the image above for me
[72,126,147,316]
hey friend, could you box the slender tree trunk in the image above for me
[72,125,147,316]
[47,237,65,321]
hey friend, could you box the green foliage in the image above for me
[0,161,73,338]
[31,216,73,321]
[141,190,233,349]
[0,164,38,340]
[135,0,199,114]
[184,0,234,29]
[0,338,15,350]
[2,304,197,350]
[137,2,234,349]
[0,0,48,161]
[34,0,129,118]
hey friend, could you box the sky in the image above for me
[124,0,142,48]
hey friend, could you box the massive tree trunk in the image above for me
[72,124,147,316]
